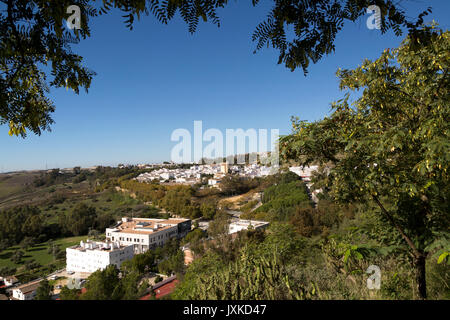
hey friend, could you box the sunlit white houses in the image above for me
[160,172,174,181]
[105,217,191,254]
[66,240,134,273]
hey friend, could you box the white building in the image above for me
[3,276,19,287]
[288,165,319,182]
[106,217,192,254]
[11,279,41,300]
[229,219,269,235]
[66,240,134,273]
[208,179,220,186]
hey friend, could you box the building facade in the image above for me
[66,240,134,273]
[105,217,191,254]
[11,279,41,300]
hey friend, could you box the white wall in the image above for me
[66,245,134,273]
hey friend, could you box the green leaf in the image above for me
[437,252,449,264]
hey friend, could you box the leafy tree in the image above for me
[280,26,449,299]
[59,286,80,300]
[24,258,41,271]
[10,249,24,264]
[81,265,122,300]
[119,271,148,300]
[0,240,7,253]
[200,202,216,220]
[35,279,53,300]
[46,240,54,254]
[259,223,305,263]
[1,0,430,136]
[49,244,62,261]
[20,236,36,250]
[244,178,311,221]
[171,251,225,299]
[22,214,43,238]
[0,206,41,244]
[64,203,96,236]
[121,250,157,275]
[220,175,257,195]
[0,266,16,277]
[87,229,100,240]
[290,202,343,238]
[184,228,207,244]
[80,264,148,300]
[207,211,230,239]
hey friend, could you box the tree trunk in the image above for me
[414,253,427,299]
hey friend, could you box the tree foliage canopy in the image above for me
[279,26,449,298]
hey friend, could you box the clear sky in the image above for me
[1,0,449,172]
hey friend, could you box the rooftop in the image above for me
[230,219,269,228]
[108,217,189,235]
[14,279,41,294]
[68,240,129,252]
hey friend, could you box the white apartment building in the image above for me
[66,240,134,273]
[229,219,269,235]
[105,217,192,254]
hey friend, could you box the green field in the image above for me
[0,235,87,268]
[41,189,142,218]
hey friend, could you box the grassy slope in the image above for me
[0,235,87,268]
[0,172,39,199]
[0,171,93,211]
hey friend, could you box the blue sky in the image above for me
[1,0,449,172]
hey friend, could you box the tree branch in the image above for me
[372,194,423,258]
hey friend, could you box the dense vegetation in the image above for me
[247,175,312,221]
[173,200,448,300]
[279,26,450,299]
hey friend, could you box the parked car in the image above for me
[67,271,75,275]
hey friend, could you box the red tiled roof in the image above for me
[139,279,179,300]
[155,279,178,299]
